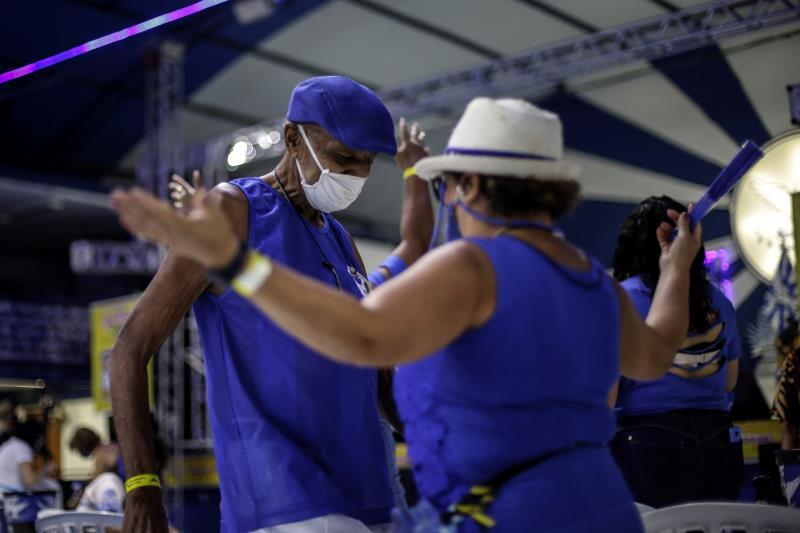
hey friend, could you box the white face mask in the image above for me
[294,125,367,213]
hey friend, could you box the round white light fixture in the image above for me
[226,139,254,169]
[256,131,273,149]
[731,129,800,282]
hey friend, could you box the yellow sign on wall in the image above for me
[89,294,141,411]
[739,419,782,465]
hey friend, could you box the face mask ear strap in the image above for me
[429,200,446,250]
[297,124,326,172]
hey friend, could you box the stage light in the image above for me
[226,139,253,168]
[256,131,273,149]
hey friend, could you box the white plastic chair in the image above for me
[642,502,800,533]
[34,511,123,533]
[636,502,656,514]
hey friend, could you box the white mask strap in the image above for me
[297,124,326,172]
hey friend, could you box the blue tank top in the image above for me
[615,276,742,416]
[394,236,620,511]
[192,178,393,531]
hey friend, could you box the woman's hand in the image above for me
[656,207,702,275]
[111,186,238,269]
[395,117,430,172]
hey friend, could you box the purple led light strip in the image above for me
[0,0,230,86]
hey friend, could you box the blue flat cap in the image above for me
[287,76,397,156]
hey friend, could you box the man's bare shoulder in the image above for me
[208,182,249,240]
[210,182,247,209]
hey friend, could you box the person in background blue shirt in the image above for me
[110,76,433,533]
[610,195,744,508]
[111,97,703,532]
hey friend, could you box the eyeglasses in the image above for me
[431,173,464,202]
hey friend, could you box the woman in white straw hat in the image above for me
[111,97,701,532]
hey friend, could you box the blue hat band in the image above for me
[444,146,556,161]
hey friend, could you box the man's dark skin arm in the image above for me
[374,118,434,280]
[388,172,434,268]
[110,184,247,533]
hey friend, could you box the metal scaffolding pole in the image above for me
[156,313,198,531]
[187,315,212,447]
[139,41,186,198]
[70,41,186,275]
[137,40,192,529]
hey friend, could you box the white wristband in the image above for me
[232,251,273,297]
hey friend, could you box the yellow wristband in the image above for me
[125,474,161,493]
[402,167,416,180]
[232,251,273,297]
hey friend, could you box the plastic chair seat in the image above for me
[642,502,800,533]
[34,511,123,533]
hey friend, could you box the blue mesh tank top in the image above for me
[394,235,621,512]
[193,177,393,531]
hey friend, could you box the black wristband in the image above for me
[207,241,249,288]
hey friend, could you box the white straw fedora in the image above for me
[413,97,581,181]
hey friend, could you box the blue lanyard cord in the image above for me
[428,201,446,250]
[431,177,558,233]
[272,172,355,291]
[428,198,559,250]
[457,200,557,233]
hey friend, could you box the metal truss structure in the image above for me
[70,42,187,275]
[151,310,213,530]
[139,41,186,199]
[380,0,800,117]
[140,46,194,522]
[202,0,800,176]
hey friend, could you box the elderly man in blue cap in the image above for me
[110,76,433,533]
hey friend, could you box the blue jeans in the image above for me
[610,409,744,508]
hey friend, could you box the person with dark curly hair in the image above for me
[609,195,744,508]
